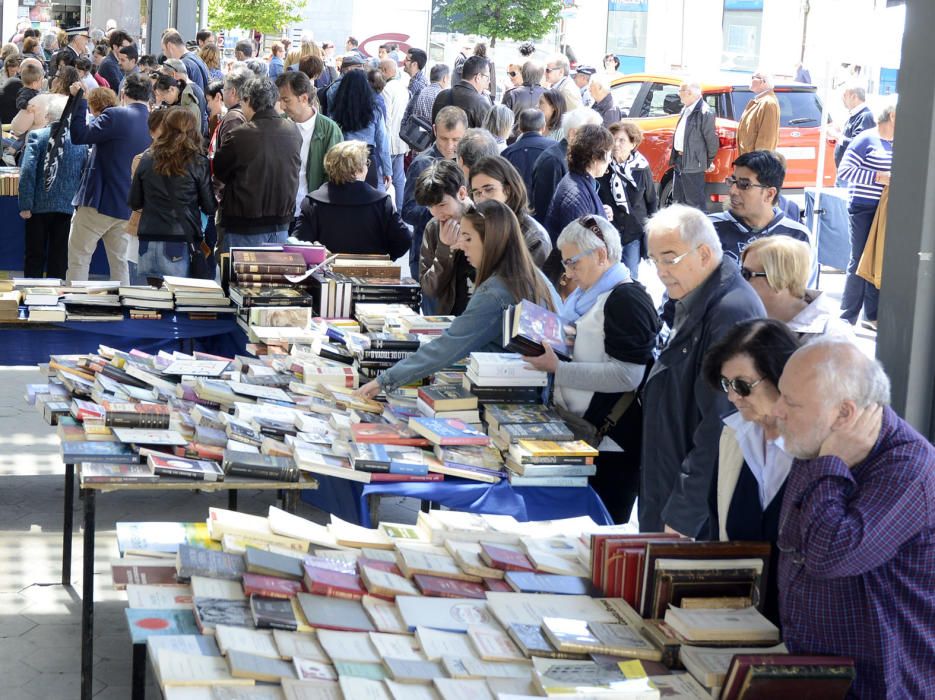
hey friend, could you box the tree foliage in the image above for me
[438,0,563,46]
[208,0,306,35]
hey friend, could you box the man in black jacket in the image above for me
[589,73,622,127]
[502,109,555,199]
[431,55,491,128]
[640,204,765,538]
[669,81,718,210]
[97,29,132,91]
[213,77,301,253]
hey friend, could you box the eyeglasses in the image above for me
[740,267,768,282]
[546,66,562,73]
[720,375,764,397]
[480,73,490,80]
[648,246,698,267]
[562,249,598,269]
[725,176,770,191]
[508,71,518,77]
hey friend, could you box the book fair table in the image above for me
[0,314,248,365]
[62,464,317,700]
[804,186,851,272]
[303,472,614,528]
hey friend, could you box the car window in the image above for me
[640,82,683,118]
[703,93,719,115]
[610,81,643,118]
[730,89,823,127]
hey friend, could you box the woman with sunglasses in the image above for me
[524,215,660,523]
[356,199,559,399]
[740,236,854,340]
[701,319,801,625]
[469,155,551,267]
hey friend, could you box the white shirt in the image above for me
[673,98,699,153]
[723,412,793,509]
[294,113,317,217]
[382,77,410,157]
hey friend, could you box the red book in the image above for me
[350,423,430,447]
[482,577,512,593]
[480,543,536,572]
[242,572,305,599]
[175,442,225,461]
[413,574,487,599]
[721,655,856,700]
[369,472,444,482]
[303,563,366,600]
[357,557,402,576]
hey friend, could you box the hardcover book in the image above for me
[417,385,478,412]
[303,563,367,600]
[408,417,491,446]
[503,299,573,360]
[242,572,305,599]
[505,572,597,596]
[479,543,536,572]
[125,608,199,644]
[412,574,486,599]
[250,595,299,631]
[148,454,225,481]
[720,654,856,700]
[193,597,255,634]
[296,593,375,632]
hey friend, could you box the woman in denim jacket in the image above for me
[357,200,559,397]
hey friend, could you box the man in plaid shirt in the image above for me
[775,338,935,698]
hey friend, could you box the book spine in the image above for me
[507,475,588,487]
[233,264,307,274]
[307,581,363,601]
[387,461,429,476]
[81,474,159,483]
[224,463,299,482]
[361,350,415,360]
[517,455,594,465]
[152,466,218,481]
[368,339,421,350]
[369,472,443,482]
[352,461,390,473]
[104,413,171,429]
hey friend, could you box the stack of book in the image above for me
[0,288,21,321]
[330,254,401,280]
[504,439,599,487]
[227,250,314,313]
[463,352,548,404]
[23,284,64,322]
[62,282,123,321]
[0,166,18,195]
[119,285,175,319]
[163,276,233,318]
[347,332,423,382]
[348,275,421,312]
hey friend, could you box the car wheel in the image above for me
[659,178,674,207]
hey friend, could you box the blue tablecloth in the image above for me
[1,196,110,275]
[302,474,614,527]
[1,315,247,365]
[805,187,850,271]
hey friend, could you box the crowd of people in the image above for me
[0,22,930,697]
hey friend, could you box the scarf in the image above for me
[608,150,649,213]
[560,262,631,324]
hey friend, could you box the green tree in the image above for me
[438,0,563,47]
[208,0,306,36]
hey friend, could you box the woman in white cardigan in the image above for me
[701,318,801,625]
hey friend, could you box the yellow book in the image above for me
[517,439,599,457]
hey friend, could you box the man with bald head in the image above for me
[774,338,935,699]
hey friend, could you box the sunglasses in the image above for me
[720,376,764,397]
[725,176,771,191]
[508,71,518,77]
[740,266,768,282]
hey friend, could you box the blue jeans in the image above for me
[840,203,879,323]
[137,241,190,279]
[218,229,289,255]
[391,154,406,210]
[621,239,640,280]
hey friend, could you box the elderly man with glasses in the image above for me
[738,70,780,155]
[639,203,765,538]
[544,54,581,111]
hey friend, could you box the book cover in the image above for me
[215,625,281,659]
[417,385,478,411]
[125,608,199,644]
[350,422,431,447]
[466,624,526,662]
[61,440,137,463]
[110,557,180,588]
[412,574,486,599]
[117,521,217,556]
[244,547,305,581]
[113,428,188,446]
[408,417,491,446]
[360,566,420,600]
[241,572,305,599]
[515,439,599,459]
[193,597,255,634]
[293,656,339,682]
[81,462,159,483]
[296,593,375,632]
[396,596,492,633]
[663,606,780,644]
[721,654,855,700]
[505,572,596,596]
[303,563,367,600]
[504,300,573,360]
[480,543,536,572]
[126,583,193,609]
[274,629,329,662]
[227,648,297,682]
[250,595,299,631]
[501,421,575,443]
[540,617,661,661]
[177,544,245,581]
[148,454,225,481]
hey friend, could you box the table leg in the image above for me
[228,489,238,511]
[131,642,146,700]
[62,463,74,586]
[368,494,380,528]
[81,488,96,700]
[282,489,297,514]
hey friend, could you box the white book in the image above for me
[316,629,381,663]
[465,369,548,387]
[433,678,495,700]
[397,596,493,633]
[273,630,329,663]
[468,353,548,379]
[664,606,780,643]
[190,575,246,601]
[362,595,410,635]
[328,515,394,549]
[155,650,252,687]
[369,632,423,661]
[338,677,392,700]
[292,657,338,682]
[466,625,525,662]
[415,627,478,661]
[386,679,441,700]
[443,656,532,680]
[208,507,303,549]
[280,678,342,699]
[215,625,280,659]
[126,583,193,609]
[267,506,348,551]
[163,360,230,376]
[485,592,617,628]
[646,673,713,700]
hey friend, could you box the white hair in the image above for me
[753,69,774,89]
[680,80,701,96]
[589,73,611,92]
[562,107,602,134]
[877,102,897,124]
[645,203,723,261]
[45,94,69,121]
[798,338,891,408]
[548,54,570,75]
[557,215,622,263]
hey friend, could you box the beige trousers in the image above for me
[66,206,131,284]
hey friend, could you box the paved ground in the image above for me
[0,265,875,698]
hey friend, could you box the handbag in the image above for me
[399,113,434,152]
[553,391,637,449]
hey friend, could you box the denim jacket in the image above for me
[343,107,392,182]
[377,271,559,392]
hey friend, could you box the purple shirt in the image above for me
[778,406,935,699]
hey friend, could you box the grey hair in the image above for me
[41,32,58,51]
[590,73,611,92]
[799,338,892,408]
[482,104,514,140]
[754,70,773,89]
[90,28,105,43]
[244,58,268,78]
[521,60,543,87]
[557,215,622,263]
[844,85,866,102]
[241,77,279,113]
[679,80,702,96]
[877,102,896,124]
[223,67,252,98]
[645,203,723,262]
[562,107,602,135]
[456,128,499,170]
[548,54,570,76]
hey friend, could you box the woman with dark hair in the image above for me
[538,89,565,140]
[153,72,202,126]
[598,120,656,280]
[544,124,613,281]
[525,215,660,523]
[603,53,621,74]
[701,318,802,625]
[205,80,224,136]
[469,155,551,267]
[50,65,79,95]
[356,199,559,399]
[128,106,216,278]
[329,69,391,190]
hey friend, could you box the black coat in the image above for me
[592,93,622,127]
[128,153,216,242]
[502,132,556,202]
[530,138,568,225]
[431,81,491,128]
[639,261,766,538]
[0,77,22,124]
[295,180,411,259]
[502,85,545,118]
[597,158,658,248]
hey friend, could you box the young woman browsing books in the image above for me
[523,216,660,524]
[356,200,559,399]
